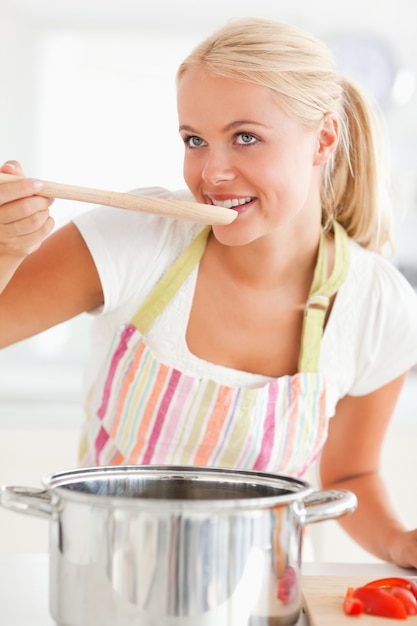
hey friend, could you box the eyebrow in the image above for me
[179,120,271,133]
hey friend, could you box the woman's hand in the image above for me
[0,161,103,347]
[0,161,54,261]
[388,528,417,570]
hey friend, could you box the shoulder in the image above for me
[72,185,200,254]
[348,239,415,295]
[321,239,417,410]
[346,240,417,325]
[72,186,196,243]
[72,186,204,314]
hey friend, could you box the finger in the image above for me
[1,207,51,236]
[0,161,24,176]
[0,214,55,257]
[0,177,45,207]
[0,195,52,226]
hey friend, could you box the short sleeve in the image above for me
[348,258,417,395]
[320,240,417,413]
[72,186,199,315]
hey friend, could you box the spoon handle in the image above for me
[0,173,237,225]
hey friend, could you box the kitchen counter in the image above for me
[0,553,415,625]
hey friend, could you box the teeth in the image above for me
[211,196,252,209]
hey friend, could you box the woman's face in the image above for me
[177,68,332,245]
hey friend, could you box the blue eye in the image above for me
[237,133,257,145]
[185,136,206,148]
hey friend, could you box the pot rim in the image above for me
[41,464,313,510]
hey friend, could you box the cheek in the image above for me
[182,154,197,184]
[183,155,205,200]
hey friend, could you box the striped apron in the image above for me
[79,222,349,476]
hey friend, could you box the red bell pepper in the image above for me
[364,577,417,601]
[389,587,417,616]
[352,586,407,620]
[343,587,364,616]
[343,576,417,618]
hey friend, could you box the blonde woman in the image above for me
[1,18,417,568]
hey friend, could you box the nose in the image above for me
[201,148,236,186]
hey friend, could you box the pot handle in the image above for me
[302,489,357,525]
[0,485,53,520]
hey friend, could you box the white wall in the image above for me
[1,0,417,561]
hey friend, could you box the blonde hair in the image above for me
[177,18,392,254]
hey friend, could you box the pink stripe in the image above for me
[97,325,136,419]
[277,377,300,471]
[142,368,181,463]
[153,374,194,464]
[252,380,278,471]
[95,426,109,464]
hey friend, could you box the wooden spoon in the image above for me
[0,173,237,225]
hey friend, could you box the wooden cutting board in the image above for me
[302,575,417,625]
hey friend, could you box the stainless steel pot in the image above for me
[0,465,356,626]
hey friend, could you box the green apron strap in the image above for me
[131,226,211,335]
[298,221,350,372]
[131,221,349,374]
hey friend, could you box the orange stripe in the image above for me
[128,361,170,462]
[193,385,234,466]
[110,342,146,439]
[111,451,125,465]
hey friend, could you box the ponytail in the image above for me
[322,78,393,255]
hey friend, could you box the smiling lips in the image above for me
[209,196,254,209]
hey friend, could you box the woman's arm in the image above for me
[0,161,103,347]
[0,162,55,293]
[320,373,417,568]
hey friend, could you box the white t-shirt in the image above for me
[73,187,417,418]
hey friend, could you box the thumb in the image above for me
[1,160,24,176]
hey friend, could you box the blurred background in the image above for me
[0,0,416,561]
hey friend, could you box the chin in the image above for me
[211,223,259,247]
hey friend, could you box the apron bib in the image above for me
[80,223,350,476]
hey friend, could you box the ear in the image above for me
[313,114,339,166]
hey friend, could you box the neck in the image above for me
[209,223,323,291]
